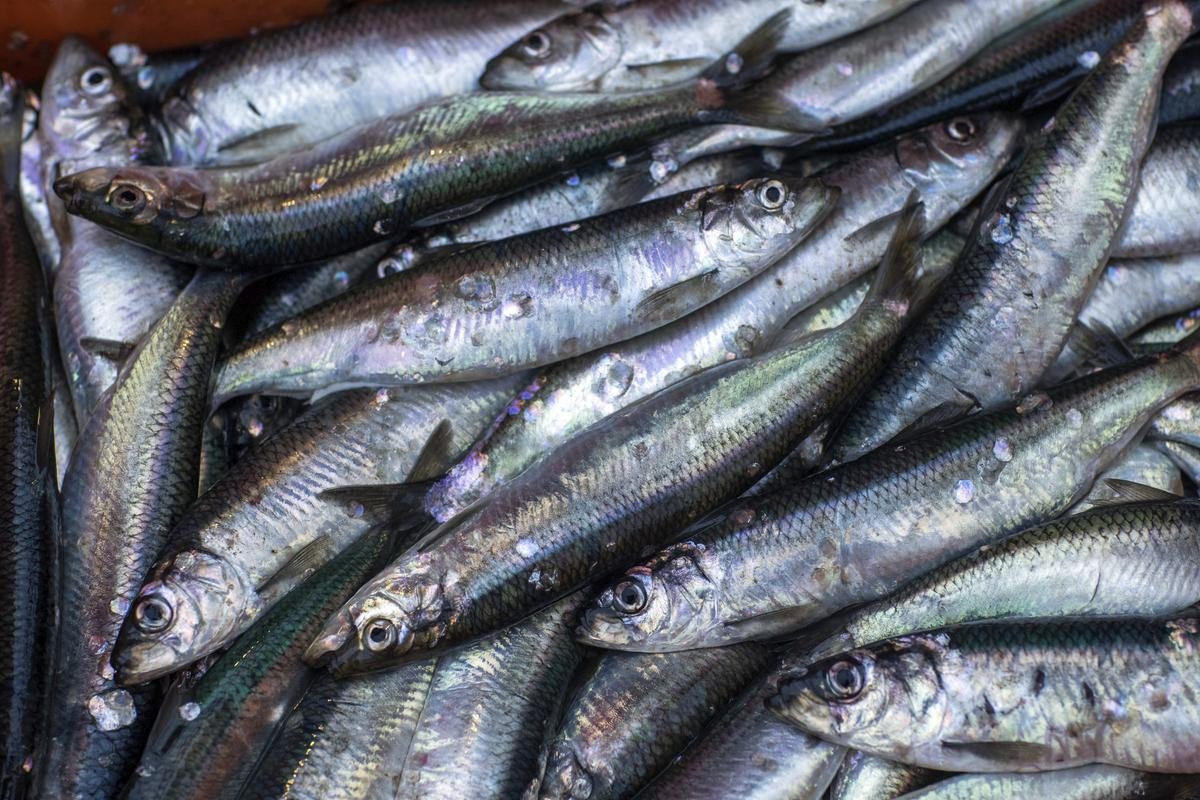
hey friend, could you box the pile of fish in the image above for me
[6,0,1200,797]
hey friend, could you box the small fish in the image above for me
[1068,443,1183,514]
[768,616,1200,773]
[831,752,941,800]
[1112,121,1200,258]
[893,765,1197,800]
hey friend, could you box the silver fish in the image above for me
[831,752,941,800]
[893,765,1196,800]
[1069,442,1183,514]
[1112,121,1200,258]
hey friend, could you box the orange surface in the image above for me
[0,0,330,83]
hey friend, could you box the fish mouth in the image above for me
[574,608,639,648]
[112,641,188,686]
[303,611,355,667]
[53,175,80,209]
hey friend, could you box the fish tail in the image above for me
[859,190,940,320]
[693,10,789,121]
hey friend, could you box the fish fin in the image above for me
[597,155,659,214]
[699,10,789,91]
[1020,69,1089,113]
[213,124,304,166]
[403,240,486,268]
[35,393,54,472]
[782,610,860,661]
[412,196,497,228]
[939,740,1053,763]
[406,419,455,483]
[907,394,979,432]
[256,535,331,593]
[721,606,816,641]
[143,677,190,757]
[1070,319,1135,371]
[634,269,719,324]
[859,190,938,315]
[79,336,137,362]
[1100,478,1181,504]
[317,480,437,527]
[841,208,905,251]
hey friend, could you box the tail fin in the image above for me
[858,190,937,319]
[692,11,799,128]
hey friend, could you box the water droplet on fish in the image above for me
[136,764,155,778]
[1144,4,1162,16]
[992,438,1013,462]
[309,176,328,192]
[990,215,1014,245]
[179,702,201,721]
[501,293,534,320]
[561,223,580,233]
[650,158,678,183]
[564,172,581,187]
[21,755,32,773]
[377,257,406,278]
[454,274,498,311]
[1077,50,1100,70]
[836,61,853,77]
[607,154,627,169]
[351,503,365,519]
[725,52,744,74]
[136,66,155,90]
[954,479,975,504]
[88,689,137,731]
[100,660,115,680]
[333,270,351,288]
[373,388,389,405]
[516,539,539,558]
[379,186,400,205]
[109,597,130,616]
[245,416,265,437]
[373,219,395,236]
[1066,408,1083,429]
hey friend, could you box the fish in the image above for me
[754,0,1070,133]
[35,269,245,800]
[767,615,1200,773]
[154,0,574,164]
[1068,443,1183,514]
[806,0,1153,154]
[829,2,1195,464]
[537,643,769,800]
[394,596,585,800]
[577,338,1200,653]
[0,73,54,800]
[802,486,1200,663]
[305,195,939,674]
[122,525,398,800]
[112,377,522,684]
[106,42,213,108]
[54,16,802,269]
[239,664,435,800]
[37,38,190,421]
[1152,439,1200,484]
[480,0,922,92]
[1147,393,1200,448]
[1160,42,1200,125]
[1047,254,1200,382]
[635,668,846,800]
[422,114,1019,523]
[1112,121,1200,258]
[17,90,59,276]
[830,752,942,800]
[211,175,834,401]
[893,765,1197,800]
[1130,307,1200,347]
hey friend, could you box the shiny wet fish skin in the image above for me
[422,114,1019,524]
[830,1,1195,464]
[578,340,1200,653]
[831,751,942,800]
[307,199,936,674]
[210,176,834,401]
[1112,121,1200,258]
[769,616,1200,773]
[894,765,1194,800]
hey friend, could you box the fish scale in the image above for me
[830,1,1196,464]
[578,341,1200,653]
[1112,121,1200,258]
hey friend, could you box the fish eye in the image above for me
[364,618,397,652]
[79,66,112,96]
[756,180,787,210]
[612,580,647,614]
[108,183,147,216]
[825,660,865,700]
[133,596,173,633]
[521,30,553,60]
[945,117,978,142]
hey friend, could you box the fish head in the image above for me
[304,558,450,675]
[53,164,206,245]
[767,636,948,752]
[896,112,1023,211]
[113,549,252,684]
[697,175,837,270]
[480,10,623,91]
[576,541,724,651]
[40,37,148,165]
[538,742,595,800]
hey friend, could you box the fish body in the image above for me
[1160,43,1200,124]
[578,343,1200,653]
[831,752,941,800]
[36,269,243,799]
[210,176,834,400]
[769,616,1200,773]
[830,2,1195,463]
[896,765,1192,800]
[1069,443,1183,514]
[1113,121,1200,258]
